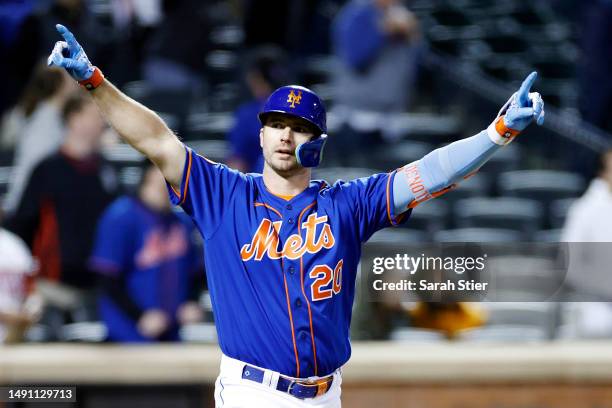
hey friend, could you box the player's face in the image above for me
[260,114,316,175]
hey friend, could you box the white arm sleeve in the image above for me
[393,130,502,214]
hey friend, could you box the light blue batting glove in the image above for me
[47,24,95,81]
[487,71,545,145]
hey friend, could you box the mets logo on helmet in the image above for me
[287,90,303,108]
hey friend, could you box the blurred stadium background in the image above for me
[1,0,611,407]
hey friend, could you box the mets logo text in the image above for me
[240,214,335,261]
[287,90,303,108]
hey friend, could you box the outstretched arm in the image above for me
[47,24,184,187]
[393,72,545,213]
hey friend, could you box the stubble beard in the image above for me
[264,152,306,178]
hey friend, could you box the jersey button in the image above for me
[288,266,295,274]
[288,217,295,224]
[299,332,307,340]
[295,298,302,308]
[286,204,292,210]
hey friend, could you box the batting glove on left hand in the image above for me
[47,24,94,81]
[487,71,545,145]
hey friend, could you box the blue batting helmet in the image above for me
[258,85,328,167]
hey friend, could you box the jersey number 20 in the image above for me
[309,259,343,301]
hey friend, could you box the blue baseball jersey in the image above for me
[167,146,410,377]
[90,196,201,342]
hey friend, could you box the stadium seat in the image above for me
[312,167,380,185]
[185,111,235,140]
[454,197,544,235]
[188,140,229,163]
[389,327,446,342]
[484,255,562,301]
[371,141,433,171]
[534,229,562,243]
[434,228,522,242]
[404,199,450,238]
[483,302,557,337]
[101,143,145,164]
[199,291,215,323]
[483,34,529,54]
[118,166,144,191]
[179,323,218,343]
[368,229,427,244]
[0,166,12,195]
[122,81,193,134]
[550,198,576,229]
[457,325,548,342]
[205,50,240,85]
[23,324,54,342]
[443,174,490,204]
[299,55,335,87]
[431,8,473,27]
[479,142,521,177]
[210,25,244,50]
[498,170,586,209]
[208,82,242,112]
[59,322,108,342]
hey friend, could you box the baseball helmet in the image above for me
[258,85,328,168]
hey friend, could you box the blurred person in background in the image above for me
[2,0,111,116]
[106,0,163,86]
[562,149,612,243]
[0,222,42,344]
[242,0,343,57]
[561,149,612,338]
[407,302,486,339]
[577,0,612,135]
[330,0,422,164]
[142,0,211,94]
[0,0,35,115]
[226,46,291,173]
[5,92,118,340]
[2,64,76,214]
[90,162,204,342]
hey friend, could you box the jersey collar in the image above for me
[255,176,327,208]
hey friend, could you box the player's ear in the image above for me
[259,127,264,148]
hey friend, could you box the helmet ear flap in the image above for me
[296,134,328,168]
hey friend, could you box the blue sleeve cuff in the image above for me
[387,170,412,227]
[166,146,193,207]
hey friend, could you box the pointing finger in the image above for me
[517,71,538,106]
[56,24,81,54]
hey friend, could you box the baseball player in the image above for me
[48,24,544,407]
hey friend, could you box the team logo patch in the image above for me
[287,90,303,109]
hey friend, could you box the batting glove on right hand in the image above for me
[488,71,545,145]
